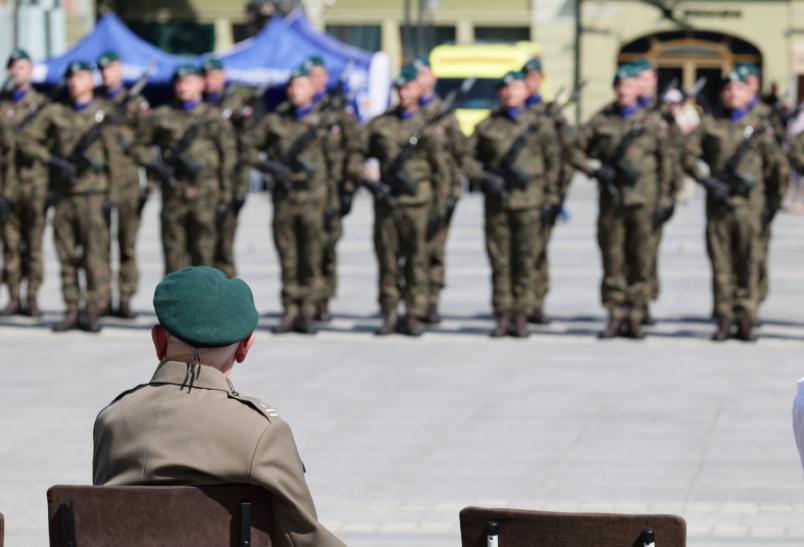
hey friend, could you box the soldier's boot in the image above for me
[711,319,733,342]
[314,300,332,323]
[527,307,549,325]
[624,318,646,340]
[509,315,530,338]
[51,308,80,332]
[736,318,758,343]
[425,302,441,325]
[399,315,423,337]
[80,309,103,333]
[375,314,398,336]
[752,313,763,329]
[116,297,137,320]
[272,313,297,334]
[25,294,42,318]
[641,305,656,326]
[2,296,22,316]
[598,317,622,340]
[489,316,510,338]
[295,315,318,335]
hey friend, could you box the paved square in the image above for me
[1,180,803,546]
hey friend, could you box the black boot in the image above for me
[115,297,137,319]
[295,315,318,335]
[314,300,332,323]
[598,317,622,339]
[52,309,80,332]
[489,316,509,338]
[736,318,757,342]
[2,296,21,316]
[400,315,424,337]
[711,318,732,342]
[527,307,549,325]
[25,294,42,318]
[375,314,398,336]
[624,318,646,340]
[509,315,530,338]
[272,313,297,334]
[641,306,656,326]
[80,309,103,333]
[425,303,441,325]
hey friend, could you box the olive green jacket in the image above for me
[93,360,346,547]
[0,88,49,200]
[528,99,578,199]
[98,88,151,197]
[421,96,469,213]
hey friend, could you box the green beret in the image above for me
[522,58,543,74]
[734,62,759,79]
[153,266,259,348]
[394,64,419,87]
[612,63,639,86]
[632,58,653,73]
[722,69,749,85]
[412,55,430,70]
[305,55,326,68]
[495,70,524,89]
[202,57,224,73]
[96,50,120,69]
[65,60,94,78]
[289,64,311,81]
[7,48,31,68]
[173,63,202,81]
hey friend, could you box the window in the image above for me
[474,26,530,43]
[128,22,215,55]
[400,25,456,59]
[326,25,382,52]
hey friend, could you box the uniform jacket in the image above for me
[0,88,50,200]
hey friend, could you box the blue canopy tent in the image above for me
[32,13,188,86]
[215,11,391,120]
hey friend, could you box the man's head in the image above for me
[202,58,227,95]
[173,64,205,102]
[522,58,544,96]
[613,64,640,107]
[6,48,33,90]
[396,64,422,110]
[413,56,436,97]
[287,65,316,107]
[721,70,753,111]
[633,58,657,98]
[304,55,329,94]
[734,62,761,95]
[65,61,95,102]
[152,267,259,375]
[97,50,123,90]
[496,70,527,109]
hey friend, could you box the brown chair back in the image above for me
[47,485,274,547]
[460,506,686,547]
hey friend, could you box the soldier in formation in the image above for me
[0,48,49,317]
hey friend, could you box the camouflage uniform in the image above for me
[209,90,254,278]
[247,101,335,320]
[138,102,234,275]
[98,87,151,309]
[0,87,49,310]
[526,98,576,319]
[350,107,448,322]
[789,129,804,176]
[576,103,672,325]
[19,100,119,315]
[467,106,560,325]
[684,107,785,326]
[420,95,467,319]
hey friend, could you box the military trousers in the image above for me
[160,190,217,275]
[530,221,555,313]
[214,206,239,279]
[426,218,452,306]
[272,197,325,318]
[321,214,343,301]
[53,193,111,313]
[755,225,772,306]
[485,203,541,318]
[647,225,664,303]
[597,202,652,321]
[110,183,143,301]
[705,204,759,321]
[373,201,429,318]
[2,186,47,298]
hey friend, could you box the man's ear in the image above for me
[152,325,168,360]
[235,332,256,363]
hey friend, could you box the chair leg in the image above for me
[59,501,77,547]
[239,501,252,547]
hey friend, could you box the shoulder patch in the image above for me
[229,393,280,420]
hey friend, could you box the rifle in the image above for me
[594,121,647,200]
[50,109,113,184]
[255,112,325,193]
[150,106,212,189]
[13,83,65,134]
[1,74,16,93]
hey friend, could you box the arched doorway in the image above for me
[619,31,762,108]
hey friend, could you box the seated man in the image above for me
[92,266,345,547]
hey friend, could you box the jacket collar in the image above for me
[150,360,235,393]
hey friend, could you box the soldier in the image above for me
[789,128,804,177]
[574,64,672,339]
[413,55,468,324]
[93,266,346,547]
[684,70,785,341]
[350,64,448,336]
[466,70,560,338]
[138,64,234,275]
[304,55,362,322]
[19,60,119,332]
[96,50,151,318]
[633,58,682,326]
[0,48,49,317]
[247,65,334,335]
[203,58,253,279]
[521,58,576,325]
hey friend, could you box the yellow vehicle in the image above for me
[430,41,551,136]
